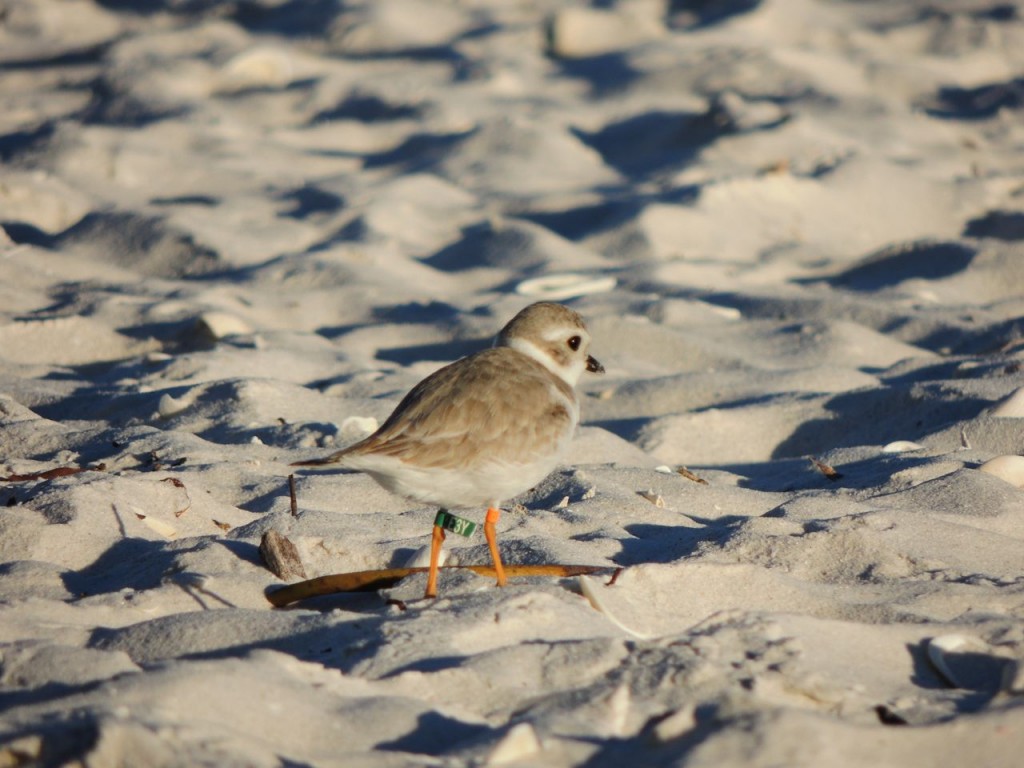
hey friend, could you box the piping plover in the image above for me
[293,301,604,598]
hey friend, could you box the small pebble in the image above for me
[260,530,307,581]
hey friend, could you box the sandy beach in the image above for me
[2,0,1024,765]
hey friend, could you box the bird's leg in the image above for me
[425,514,446,599]
[484,507,507,587]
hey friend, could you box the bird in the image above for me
[292,301,604,598]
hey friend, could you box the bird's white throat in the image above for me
[504,336,584,386]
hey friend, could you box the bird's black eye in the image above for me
[567,335,582,351]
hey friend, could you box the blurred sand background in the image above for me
[2,0,1024,765]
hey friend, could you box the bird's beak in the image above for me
[586,355,605,374]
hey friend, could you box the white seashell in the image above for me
[137,513,178,540]
[926,634,1002,690]
[881,440,924,454]
[340,416,379,438]
[555,496,570,509]
[978,455,1024,488]
[250,435,264,445]
[515,273,616,300]
[486,723,541,765]
[638,490,665,507]
[655,465,673,474]
[991,387,1024,417]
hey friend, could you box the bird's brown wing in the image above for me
[335,347,576,470]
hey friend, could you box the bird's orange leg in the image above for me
[425,521,446,599]
[484,507,506,587]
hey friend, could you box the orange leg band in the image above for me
[425,523,445,599]
[484,507,506,587]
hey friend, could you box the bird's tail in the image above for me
[290,450,347,467]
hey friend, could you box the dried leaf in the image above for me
[212,519,231,531]
[760,158,790,175]
[677,467,708,485]
[2,466,89,482]
[810,457,842,481]
[161,476,192,517]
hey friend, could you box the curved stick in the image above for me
[266,564,612,607]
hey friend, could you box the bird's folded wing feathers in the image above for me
[350,348,576,469]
